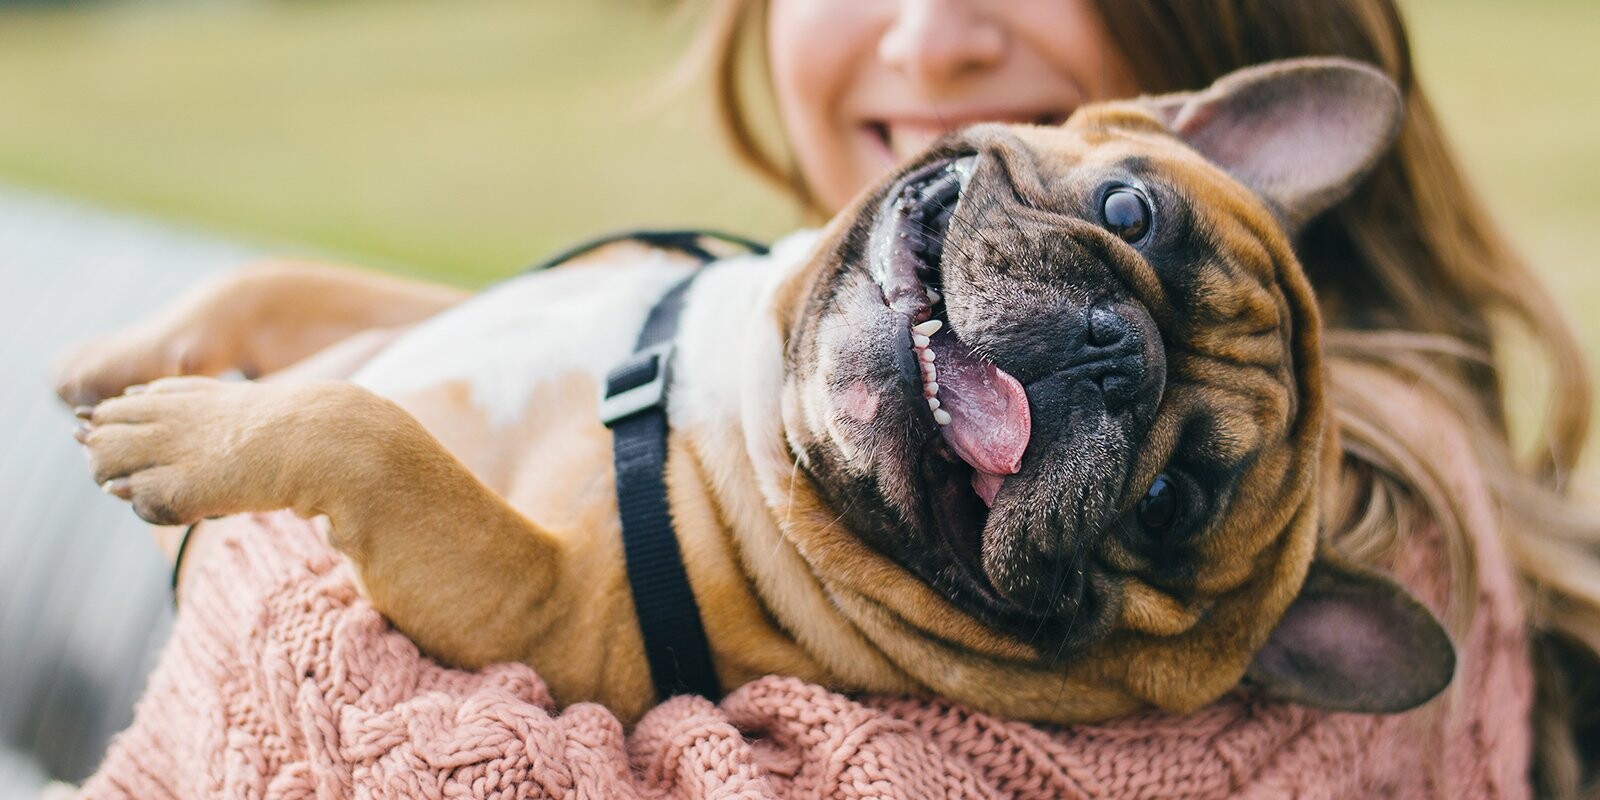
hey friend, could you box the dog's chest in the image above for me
[345,235,810,499]
[352,252,693,429]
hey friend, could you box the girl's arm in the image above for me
[53,259,470,406]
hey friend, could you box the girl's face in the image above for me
[767,0,1137,213]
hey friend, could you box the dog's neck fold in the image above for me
[663,231,915,690]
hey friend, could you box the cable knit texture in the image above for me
[80,392,1534,799]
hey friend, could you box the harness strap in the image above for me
[593,230,766,701]
[524,229,769,275]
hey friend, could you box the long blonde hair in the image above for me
[687,1,1600,796]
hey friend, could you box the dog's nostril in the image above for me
[1087,305,1130,348]
[1081,305,1149,413]
[1099,373,1133,403]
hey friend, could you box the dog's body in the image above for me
[343,233,914,720]
[60,59,1456,724]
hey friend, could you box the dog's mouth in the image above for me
[867,156,1034,592]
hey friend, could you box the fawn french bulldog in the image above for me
[61,58,1453,723]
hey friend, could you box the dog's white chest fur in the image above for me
[350,251,688,425]
[350,233,815,430]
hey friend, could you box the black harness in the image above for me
[530,229,767,701]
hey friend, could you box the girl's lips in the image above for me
[876,120,961,162]
[863,111,1070,163]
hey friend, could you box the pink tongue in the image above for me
[971,471,1007,508]
[927,331,1031,505]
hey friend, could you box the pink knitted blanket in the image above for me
[80,406,1534,798]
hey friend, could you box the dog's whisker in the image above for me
[1044,524,1094,712]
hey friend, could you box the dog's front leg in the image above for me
[75,376,575,672]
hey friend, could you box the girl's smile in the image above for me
[768,0,1135,211]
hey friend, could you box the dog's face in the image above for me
[771,59,1455,718]
[787,118,1317,648]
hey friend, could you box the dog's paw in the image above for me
[75,377,283,525]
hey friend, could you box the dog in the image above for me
[58,58,1455,724]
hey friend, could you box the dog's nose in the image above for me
[1087,305,1131,348]
[1077,302,1164,415]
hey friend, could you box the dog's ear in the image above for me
[1143,57,1404,231]
[1245,556,1455,713]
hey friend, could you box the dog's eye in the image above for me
[1101,187,1152,245]
[1137,473,1179,534]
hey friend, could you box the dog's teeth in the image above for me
[933,408,952,426]
[926,288,941,303]
[927,397,941,411]
[911,319,943,336]
[912,333,930,348]
[924,381,939,397]
[919,348,935,363]
[923,363,937,382]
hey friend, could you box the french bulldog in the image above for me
[60,58,1454,724]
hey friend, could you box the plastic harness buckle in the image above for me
[600,342,675,428]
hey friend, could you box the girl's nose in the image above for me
[877,0,1006,89]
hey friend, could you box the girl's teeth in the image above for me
[912,319,943,336]
[932,408,953,426]
[912,333,930,348]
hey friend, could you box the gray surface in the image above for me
[0,187,260,791]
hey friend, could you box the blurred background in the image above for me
[0,0,1595,793]
[0,0,1587,290]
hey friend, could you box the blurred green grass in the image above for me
[0,0,797,285]
[0,0,1596,469]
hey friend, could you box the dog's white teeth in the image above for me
[926,288,941,304]
[910,318,947,409]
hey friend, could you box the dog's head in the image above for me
[771,59,1454,718]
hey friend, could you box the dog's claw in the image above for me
[101,478,131,499]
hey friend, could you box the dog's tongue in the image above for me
[928,330,1031,505]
